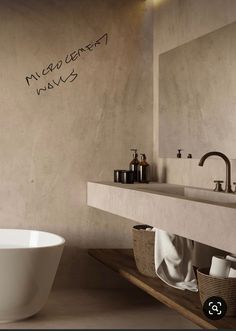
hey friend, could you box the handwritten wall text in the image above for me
[25,32,108,95]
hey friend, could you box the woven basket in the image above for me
[197,268,236,316]
[132,224,156,278]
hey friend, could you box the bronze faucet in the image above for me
[198,151,233,193]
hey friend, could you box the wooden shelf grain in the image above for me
[88,249,236,329]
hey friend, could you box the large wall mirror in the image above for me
[159,22,236,159]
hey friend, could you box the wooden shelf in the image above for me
[88,249,236,329]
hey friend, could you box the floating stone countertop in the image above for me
[87,181,236,254]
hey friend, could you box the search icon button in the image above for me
[203,296,227,320]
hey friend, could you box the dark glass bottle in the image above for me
[139,153,149,183]
[129,149,140,182]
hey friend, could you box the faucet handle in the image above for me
[214,180,224,192]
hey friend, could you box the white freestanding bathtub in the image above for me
[0,229,65,322]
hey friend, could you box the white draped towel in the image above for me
[154,229,198,292]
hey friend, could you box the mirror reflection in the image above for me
[159,22,236,159]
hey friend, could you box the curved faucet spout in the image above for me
[198,151,233,193]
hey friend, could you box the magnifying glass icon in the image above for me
[203,296,227,319]
[212,305,219,313]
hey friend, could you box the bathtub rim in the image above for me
[0,228,65,250]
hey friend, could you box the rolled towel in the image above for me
[229,267,236,278]
[209,255,231,277]
[226,254,236,268]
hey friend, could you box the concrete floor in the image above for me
[0,288,199,329]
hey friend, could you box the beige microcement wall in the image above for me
[0,0,153,288]
[154,0,236,187]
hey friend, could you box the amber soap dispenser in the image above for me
[139,153,149,183]
[129,149,140,182]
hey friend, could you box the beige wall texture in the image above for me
[0,0,153,288]
[154,0,236,188]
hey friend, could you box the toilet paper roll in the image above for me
[229,267,236,278]
[209,255,231,278]
[226,254,236,268]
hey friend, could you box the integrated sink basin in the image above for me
[133,183,236,206]
[184,186,236,205]
[133,183,185,196]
